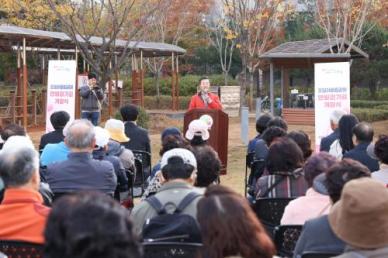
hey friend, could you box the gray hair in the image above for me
[64,119,95,149]
[0,148,39,187]
[330,110,346,125]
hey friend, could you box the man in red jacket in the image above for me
[188,77,222,110]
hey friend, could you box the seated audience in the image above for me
[329,178,388,258]
[293,159,371,258]
[120,104,150,153]
[288,131,313,161]
[141,132,188,200]
[192,145,221,187]
[39,111,70,151]
[248,113,273,153]
[45,119,117,195]
[130,148,202,236]
[40,121,71,166]
[0,123,26,150]
[329,114,359,159]
[197,185,276,258]
[254,126,287,161]
[267,116,288,131]
[320,110,346,152]
[150,127,183,178]
[372,135,388,184]
[281,152,336,225]
[255,137,307,199]
[44,192,141,258]
[0,136,50,244]
[105,119,135,174]
[185,119,210,147]
[343,122,379,172]
[93,127,128,198]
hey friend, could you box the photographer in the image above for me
[80,72,104,125]
[188,76,222,110]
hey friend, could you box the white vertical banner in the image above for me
[46,60,77,132]
[314,62,351,151]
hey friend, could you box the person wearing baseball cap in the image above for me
[130,148,203,236]
[329,178,388,257]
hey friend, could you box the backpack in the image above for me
[142,192,202,243]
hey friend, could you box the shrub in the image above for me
[144,95,191,110]
[352,108,388,122]
[351,100,388,109]
[123,74,238,96]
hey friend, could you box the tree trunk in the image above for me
[155,70,160,108]
[224,70,228,86]
[240,54,248,108]
[249,69,254,111]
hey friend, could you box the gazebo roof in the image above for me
[261,38,368,59]
[0,24,186,57]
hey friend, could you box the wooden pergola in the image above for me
[259,38,368,125]
[0,24,186,128]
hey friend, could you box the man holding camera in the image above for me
[80,73,104,126]
[188,77,222,110]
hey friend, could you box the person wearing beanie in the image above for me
[79,72,104,126]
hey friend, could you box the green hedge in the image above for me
[351,100,388,109]
[351,87,388,100]
[352,108,388,122]
[123,74,238,96]
[144,95,191,110]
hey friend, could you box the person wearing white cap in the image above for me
[92,127,128,200]
[130,148,203,236]
[185,119,210,147]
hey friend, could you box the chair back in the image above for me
[143,242,202,258]
[0,240,43,258]
[301,251,342,258]
[274,225,303,257]
[251,198,294,237]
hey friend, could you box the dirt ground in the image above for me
[29,116,388,195]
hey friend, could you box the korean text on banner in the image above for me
[314,62,350,151]
[46,60,77,132]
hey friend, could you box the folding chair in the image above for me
[245,152,255,196]
[143,242,202,258]
[251,198,294,238]
[0,240,43,258]
[274,225,303,257]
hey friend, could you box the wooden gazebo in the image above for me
[259,38,368,125]
[0,24,186,128]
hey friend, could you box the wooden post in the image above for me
[270,62,274,115]
[176,56,180,109]
[10,90,16,123]
[57,48,60,60]
[42,89,47,123]
[108,61,113,117]
[75,46,80,119]
[171,52,176,110]
[22,38,28,128]
[31,89,37,125]
[16,46,22,118]
[140,51,144,107]
[115,55,122,108]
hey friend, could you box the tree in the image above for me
[222,0,290,107]
[48,0,159,88]
[203,5,237,86]
[314,0,386,52]
[140,0,210,100]
[0,0,67,30]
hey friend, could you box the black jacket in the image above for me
[39,129,65,151]
[343,142,380,172]
[123,121,151,153]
